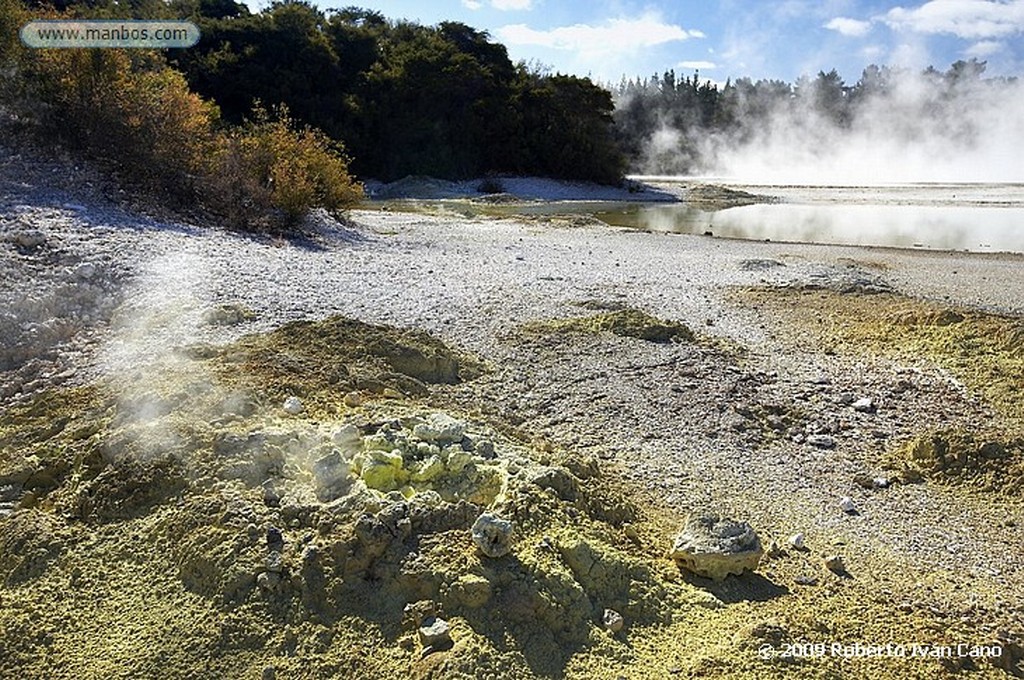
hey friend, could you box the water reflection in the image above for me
[609,203,1024,253]
[367,184,1024,254]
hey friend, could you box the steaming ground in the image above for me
[2,144,1024,677]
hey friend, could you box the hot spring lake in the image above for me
[368,181,1024,254]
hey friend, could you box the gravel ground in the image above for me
[3,142,1024,645]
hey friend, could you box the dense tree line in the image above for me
[7,0,625,184]
[165,2,624,183]
[612,59,1017,175]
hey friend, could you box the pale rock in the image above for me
[807,434,836,449]
[471,512,513,558]
[602,609,625,633]
[852,397,876,413]
[838,496,857,514]
[669,514,763,581]
[418,616,452,648]
[283,396,303,415]
[789,533,805,550]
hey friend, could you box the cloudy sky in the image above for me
[257,0,1024,84]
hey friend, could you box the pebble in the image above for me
[807,434,836,449]
[788,533,805,550]
[418,616,452,648]
[838,497,857,514]
[74,262,97,280]
[602,609,625,633]
[824,555,846,573]
[852,397,876,413]
[283,396,303,415]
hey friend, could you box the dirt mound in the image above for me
[522,308,694,344]
[890,430,1024,494]
[213,315,484,410]
[685,184,777,211]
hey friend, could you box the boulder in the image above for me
[471,512,513,558]
[669,514,763,581]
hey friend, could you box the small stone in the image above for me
[766,539,783,558]
[413,414,466,444]
[852,397,876,413]
[807,434,836,449]
[794,575,819,586]
[788,533,805,550]
[266,526,284,550]
[853,473,876,489]
[838,497,857,514]
[873,477,891,489]
[262,667,276,680]
[602,609,625,633]
[283,396,303,415]
[12,230,45,248]
[471,512,514,558]
[669,514,763,581]
[74,262,97,280]
[824,555,846,573]
[265,551,283,573]
[418,616,452,648]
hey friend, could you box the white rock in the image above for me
[852,397,875,413]
[838,496,857,514]
[283,396,303,415]
[471,512,513,558]
[418,617,451,648]
[602,609,624,633]
[74,262,97,280]
[788,533,805,550]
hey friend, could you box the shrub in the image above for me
[17,45,217,200]
[206,104,363,230]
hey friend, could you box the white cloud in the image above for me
[965,39,1005,56]
[491,0,533,10]
[824,16,873,36]
[678,60,717,70]
[496,12,703,57]
[461,0,483,9]
[885,0,1024,39]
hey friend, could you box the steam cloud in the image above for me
[623,65,1024,185]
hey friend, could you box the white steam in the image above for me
[641,68,1024,185]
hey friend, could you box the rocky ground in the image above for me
[1,139,1023,679]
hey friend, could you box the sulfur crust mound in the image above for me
[0,315,716,679]
[521,308,695,344]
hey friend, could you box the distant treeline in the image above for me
[612,59,1019,175]
[170,3,626,183]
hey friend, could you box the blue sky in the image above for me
[245,0,1024,84]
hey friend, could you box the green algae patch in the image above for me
[887,429,1024,495]
[522,308,695,344]
[735,288,1024,425]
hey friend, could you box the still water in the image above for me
[370,182,1024,254]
